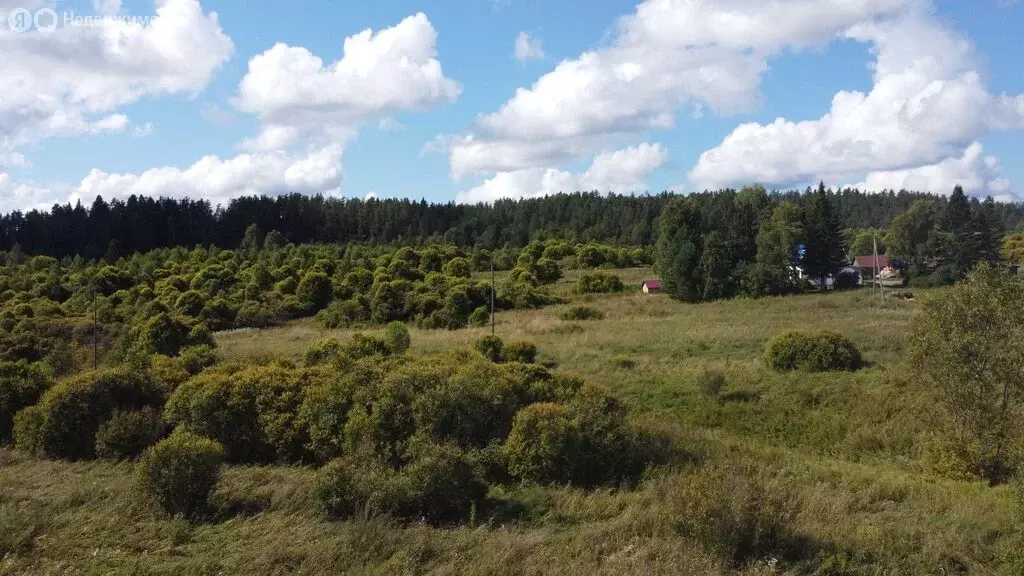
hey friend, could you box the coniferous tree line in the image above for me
[3,188,1023,259]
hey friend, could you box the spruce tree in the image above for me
[940,186,981,275]
[801,182,847,292]
[656,197,703,302]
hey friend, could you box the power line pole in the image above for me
[490,259,496,335]
[91,281,98,370]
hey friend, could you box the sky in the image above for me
[0,0,1022,213]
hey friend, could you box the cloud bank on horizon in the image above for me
[0,0,1021,212]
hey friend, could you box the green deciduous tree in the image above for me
[908,264,1024,484]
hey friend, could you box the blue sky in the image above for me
[0,0,1022,211]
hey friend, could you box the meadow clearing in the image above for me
[2,269,1020,575]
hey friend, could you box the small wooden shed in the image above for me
[641,279,661,294]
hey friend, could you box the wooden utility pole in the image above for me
[490,259,496,335]
[91,282,98,370]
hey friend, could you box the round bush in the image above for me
[95,407,165,460]
[502,403,572,484]
[0,361,51,444]
[763,330,862,372]
[411,359,527,449]
[134,430,224,519]
[503,341,538,364]
[383,322,411,355]
[468,306,490,327]
[395,441,488,524]
[575,272,625,294]
[165,365,315,464]
[503,386,653,487]
[314,441,487,525]
[473,335,504,363]
[314,451,395,520]
[12,405,44,454]
[303,338,345,367]
[561,305,605,321]
[18,369,163,460]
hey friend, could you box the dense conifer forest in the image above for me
[4,186,1023,259]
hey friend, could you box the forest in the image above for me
[4,185,1024,259]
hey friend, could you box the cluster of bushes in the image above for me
[573,243,648,269]
[472,335,538,364]
[12,369,165,460]
[575,272,625,294]
[561,305,605,321]
[149,334,656,523]
[764,330,862,372]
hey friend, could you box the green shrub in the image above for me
[296,271,332,313]
[236,301,279,328]
[667,464,807,567]
[315,300,350,329]
[395,440,488,524]
[149,355,191,393]
[931,264,959,287]
[12,405,44,454]
[575,272,625,294]
[95,407,165,460]
[178,345,218,375]
[473,335,504,362]
[165,366,317,463]
[348,333,392,360]
[134,430,224,519]
[298,373,363,463]
[561,305,605,321]
[503,386,652,487]
[503,341,538,364]
[502,403,572,484]
[314,451,396,520]
[314,441,487,525]
[763,330,862,372]
[0,361,51,443]
[17,369,163,460]
[303,338,345,367]
[468,306,490,327]
[412,359,527,449]
[383,322,411,355]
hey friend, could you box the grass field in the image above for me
[3,270,1021,575]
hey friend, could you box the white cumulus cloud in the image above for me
[456,143,667,204]
[445,0,913,182]
[73,145,345,206]
[0,0,234,155]
[688,4,1024,194]
[235,13,460,149]
[852,141,1015,198]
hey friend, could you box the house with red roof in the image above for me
[852,255,890,281]
[641,279,661,294]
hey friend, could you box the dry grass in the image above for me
[4,280,1020,574]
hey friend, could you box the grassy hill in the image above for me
[2,276,1020,575]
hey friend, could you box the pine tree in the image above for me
[801,182,846,292]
